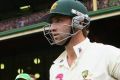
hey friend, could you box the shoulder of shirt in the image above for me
[49,51,67,71]
[91,42,120,55]
[91,42,120,49]
[52,50,67,64]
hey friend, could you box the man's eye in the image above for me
[51,18,63,23]
[56,19,62,22]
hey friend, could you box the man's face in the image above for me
[50,15,72,45]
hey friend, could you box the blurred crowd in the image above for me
[84,0,120,11]
[0,0,120,32]
[0,11,47,32]
[98,0,120,9]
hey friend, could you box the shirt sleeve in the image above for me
[108,46,120,80]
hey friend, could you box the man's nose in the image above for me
[50,24,57,32]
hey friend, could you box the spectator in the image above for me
[109,0,120,7]
[83,0,93,11]
[15,73,36,80]
[98,0,109,9]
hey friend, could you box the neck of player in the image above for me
[65,30,86,67]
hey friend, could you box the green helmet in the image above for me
[41,0,88,22]
[42,0,90,45]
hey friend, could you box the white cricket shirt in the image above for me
[50,38,120,80]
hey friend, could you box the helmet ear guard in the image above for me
[71,9,90,30]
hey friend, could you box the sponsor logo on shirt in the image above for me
[56,73,63,80]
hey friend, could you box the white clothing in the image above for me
[50,38,120,80]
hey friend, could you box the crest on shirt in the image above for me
[82,70,93,80]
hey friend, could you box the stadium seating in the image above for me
[0,11,47,32]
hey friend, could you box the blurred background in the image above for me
[0,0,120,80]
